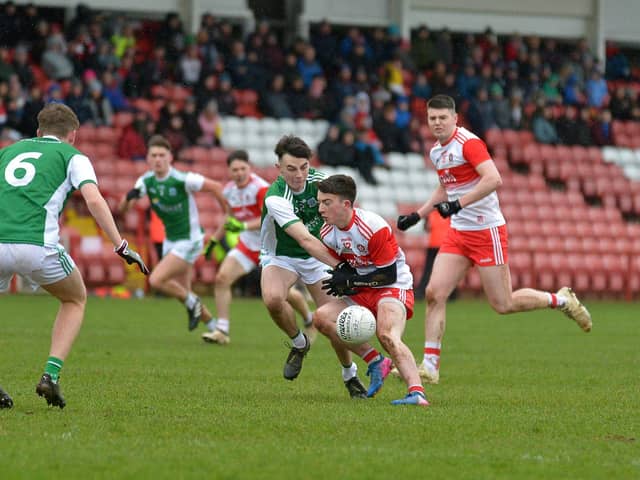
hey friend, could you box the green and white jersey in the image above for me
[134,167,205,242]
[260,168,326,259]
[0,136,97,247]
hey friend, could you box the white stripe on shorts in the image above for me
[490,227,504,265]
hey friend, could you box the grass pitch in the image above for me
[0,294,638,479]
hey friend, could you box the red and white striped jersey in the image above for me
[429,126,505,231]
[319,208,413,290]
[223,173,269,252]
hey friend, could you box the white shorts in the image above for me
[260,255,330,285]
[227,248,258,274]
[0,243,76,292]
[163,238,204,265]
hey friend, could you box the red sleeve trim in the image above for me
[462,138,492,167]
[368,228,397,266]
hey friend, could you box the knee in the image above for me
[215,271,233,288]
[76,284,88,307]
[312,308,334,334]
[148,271,163,290]
[490,299,514,315]
[262,290,287,314]
[425,285,448,306]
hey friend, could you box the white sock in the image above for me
[423,341,441,370]
[206,318,217,332]
[291,330,307,349]
[216,318,229,334]
[184,292,198,309]
[304,311,313,327]
[342,362,358,381]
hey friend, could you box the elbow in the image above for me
[494,175,503,190]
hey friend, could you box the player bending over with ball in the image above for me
[396,94,592,384]
[119,135,229,332]
[260,136,392,399]
[0,103,148,409]
[314,174,429,406]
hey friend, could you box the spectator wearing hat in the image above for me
[11,45,34,88]
[65,80,93,124]
[213,73,237,115]
[41,28,74,80]
[181,97,202,145]
[86,80,113,126]
[198,99,222,147]
[260,74,293,119]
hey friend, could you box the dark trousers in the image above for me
[415,247,457,301]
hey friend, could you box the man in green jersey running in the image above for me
[260,135,392,398]
[119,135,229,331]
[0,104,148,409]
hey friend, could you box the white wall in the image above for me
[405,0,595,38]
[301,0,391,26]
[601,0,640,44]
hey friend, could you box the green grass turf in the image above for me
[0,294,638,479]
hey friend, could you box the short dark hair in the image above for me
[227,149,250,165]
[37,103,80,137]
[147,134,172,151]
[427,94,456,112]
[318,174,357,205]
[274,135,312,160]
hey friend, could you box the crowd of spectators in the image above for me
[1,1,640,165]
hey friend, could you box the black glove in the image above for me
[115,239,150,275]
[397,212,420,231]
[126,188,141,201]
[321,262,358,297]
[203,237,217,261]
[434,199,462,218]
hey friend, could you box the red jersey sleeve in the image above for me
[256,185,269,210]
[462,138,492,167]
[367,227,397,267]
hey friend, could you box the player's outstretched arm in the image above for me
[80,183,149,274]
[285,222,339,268]
[202,178,231,215]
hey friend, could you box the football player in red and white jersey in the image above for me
[397,95,592,384]
[316,175,429,406]
[201,150,316,345]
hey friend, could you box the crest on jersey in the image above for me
[307,197,318,208]
[356,244,366,253]
[169,187,177,196]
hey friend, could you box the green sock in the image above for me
[44,356,64,383]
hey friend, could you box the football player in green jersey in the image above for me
[0,103,148,409]
[260,136,389,397]
[119,135,229,332]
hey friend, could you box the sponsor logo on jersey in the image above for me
[439,169,457,185]
[356,244,366,253]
